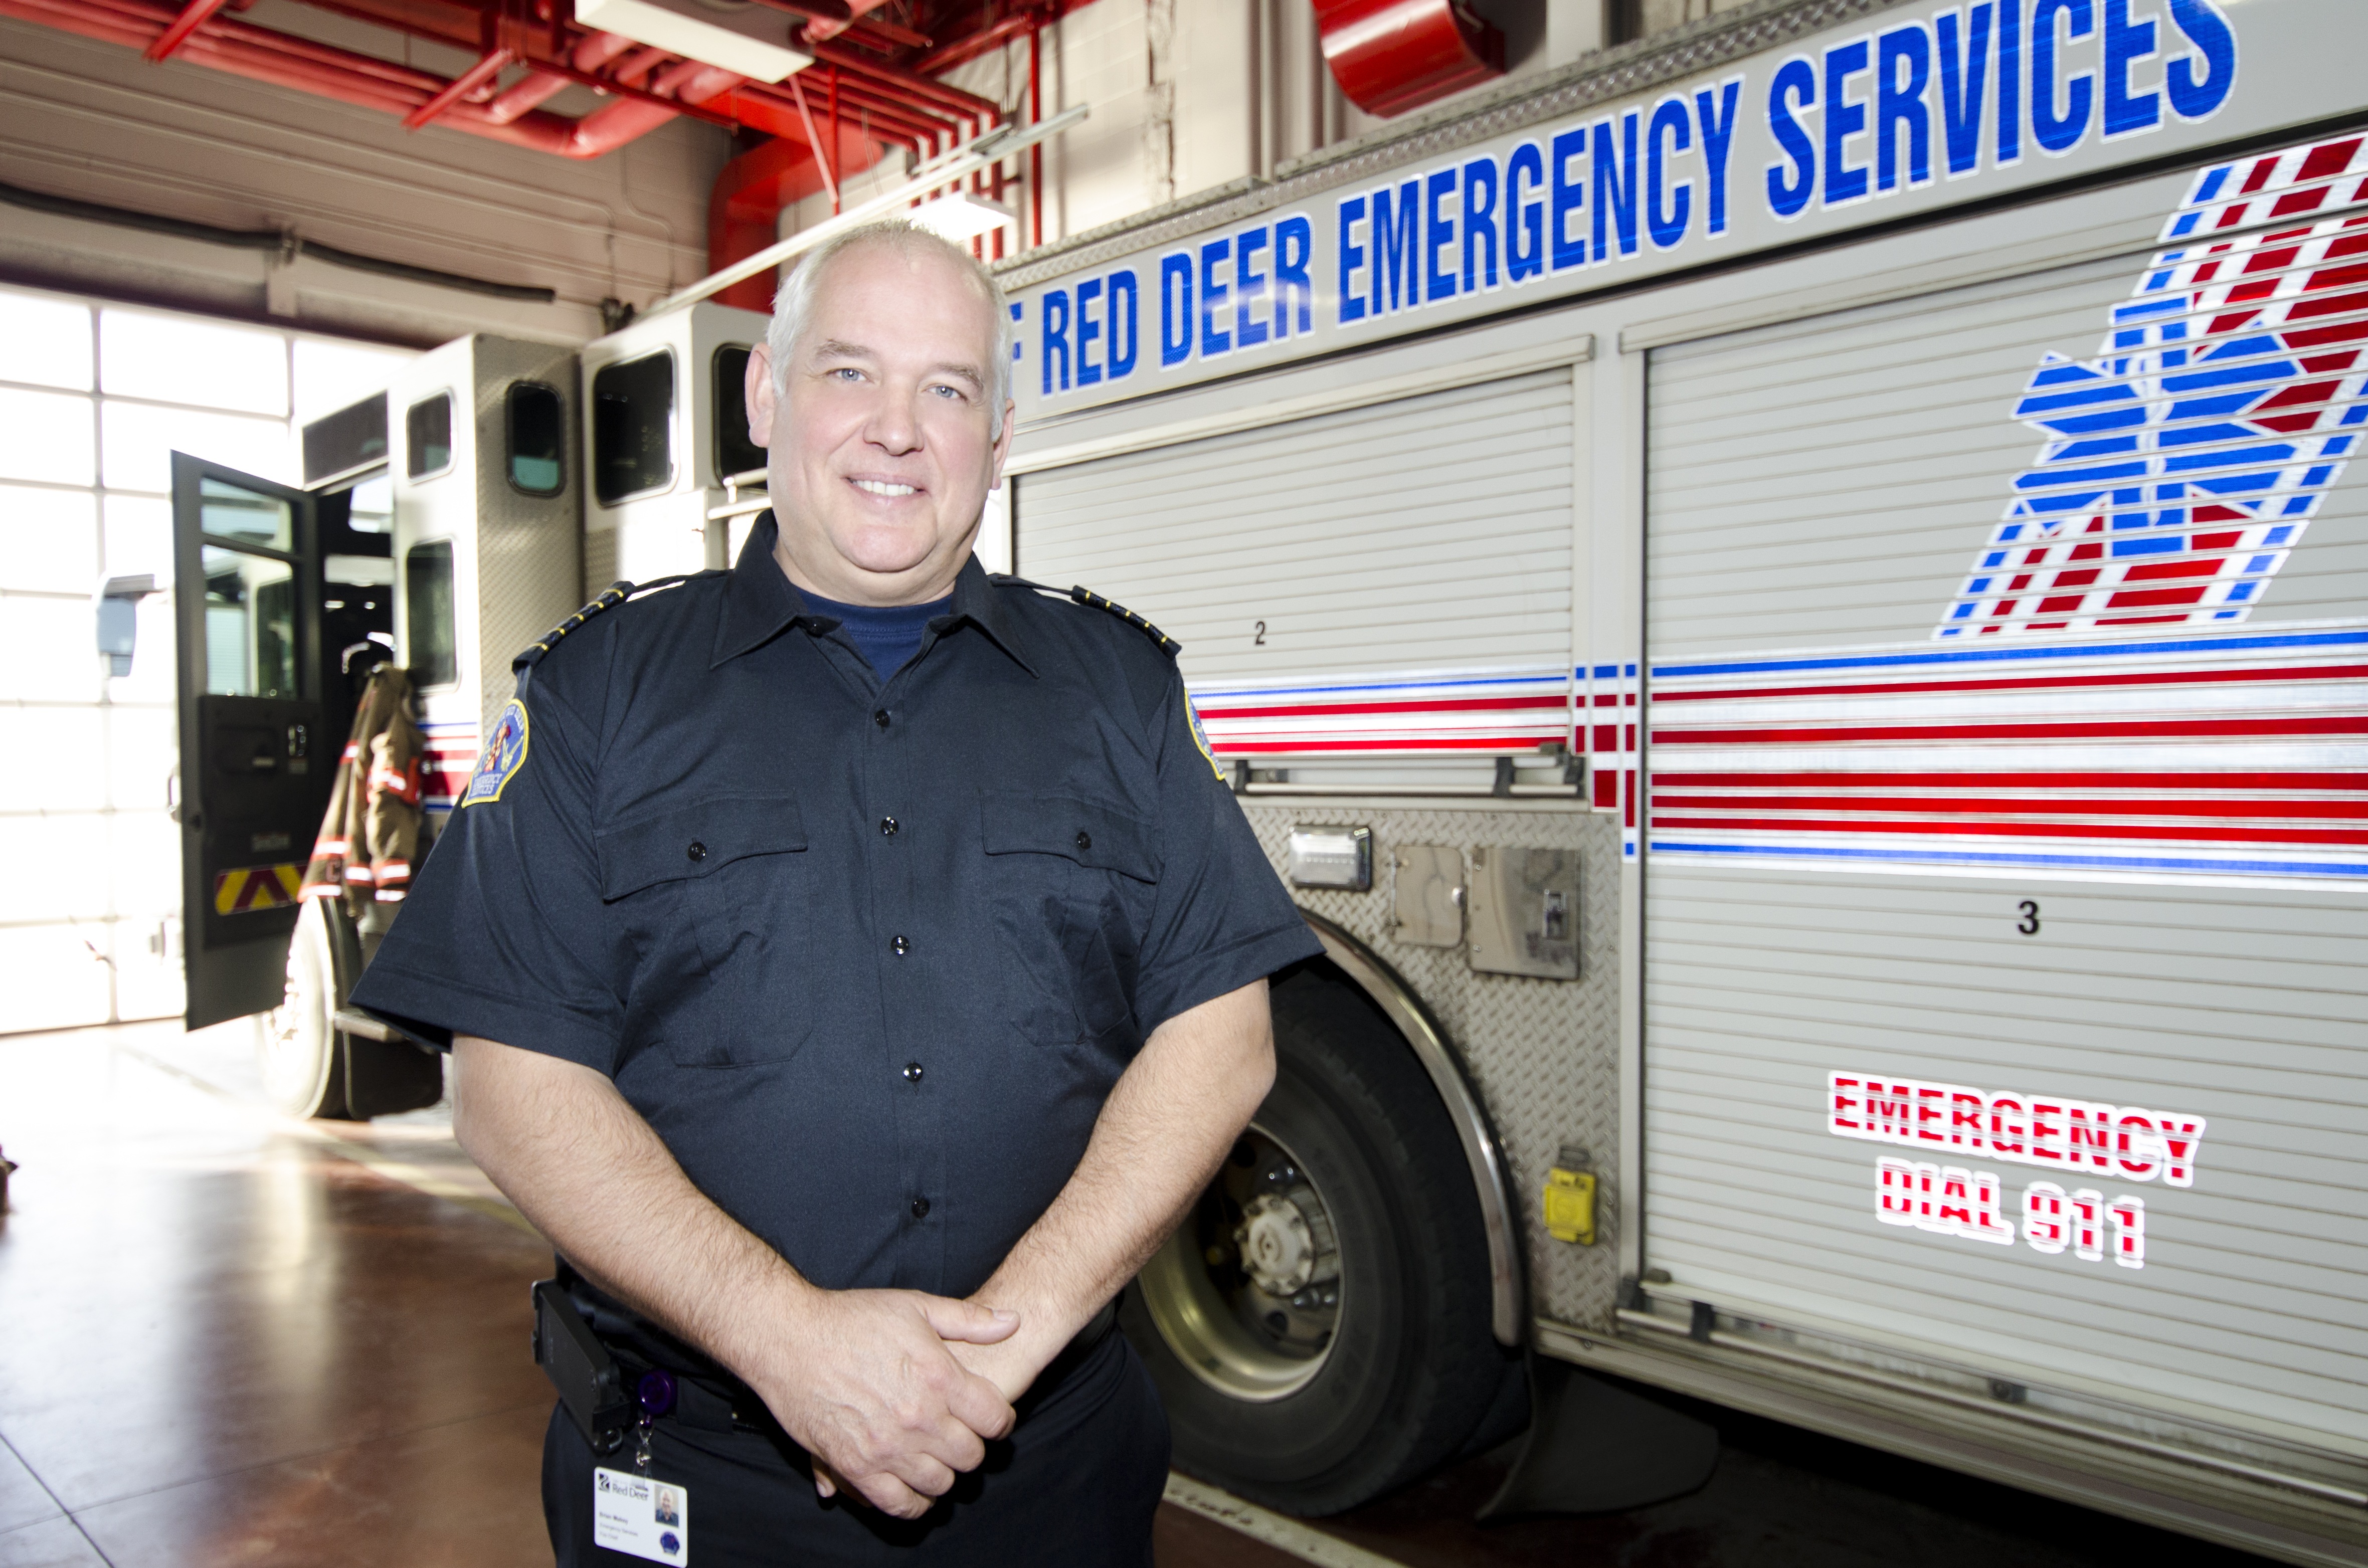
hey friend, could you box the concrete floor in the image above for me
[0,1024,2283,1568]
[0,1022,1303,1568]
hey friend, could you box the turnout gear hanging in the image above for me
[301,665,426,914]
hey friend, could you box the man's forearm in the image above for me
[450,1036,1020,1517]
[956,979,1278,1393]
[451,1035,810,1374]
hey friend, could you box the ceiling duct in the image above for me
[571,0,811,84]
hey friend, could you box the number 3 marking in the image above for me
[2017,900,2041,935]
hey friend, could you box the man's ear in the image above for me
[744,341,776,450]
[988,399,1016,489]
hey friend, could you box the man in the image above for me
[351,220,1321,1564]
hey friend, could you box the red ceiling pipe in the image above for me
[482,58,742,157]
[278,0,482,51]
[757,75,952,147]
[1,0,715,158]
[479,28,634,123]
[1312,0,1503,118]
[724,80,938,148]
[911,7,1035,76]
[403,42,511,128]
[800,36,997,121]
[1026,17,1041,249]
[143,0,230,59]
[780,73,954,142]
[607,40,669,87]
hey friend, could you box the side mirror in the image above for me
[96,574,158,677]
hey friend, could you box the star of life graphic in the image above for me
[1939,137,2368,639]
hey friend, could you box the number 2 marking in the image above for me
[1253,620,1266,646]
[2017,900,2041,935]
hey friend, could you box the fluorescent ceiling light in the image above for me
[572,0,811,83]
[906,192,1016,242]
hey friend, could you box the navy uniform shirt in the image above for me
[353,511,1319,1312]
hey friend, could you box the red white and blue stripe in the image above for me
[1646,625,2368,883]
[420,719,479,816]
[1188,667,1572,756]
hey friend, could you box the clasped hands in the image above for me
[749,1286,1050,1519]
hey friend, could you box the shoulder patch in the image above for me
[462,698,529,806]
[514,575,692,670]
[991,575,1181,656]
[1186,693,1226,781]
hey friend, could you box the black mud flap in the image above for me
[1477,1354,1719,1520]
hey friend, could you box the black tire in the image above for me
[1122,963,1519,1514]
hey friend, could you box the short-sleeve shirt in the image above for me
[352,512,1319,1309]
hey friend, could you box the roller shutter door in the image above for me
[1640,136,2368,1451]
[1014,368,1575,686]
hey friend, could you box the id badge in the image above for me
[593,1466,689,1564]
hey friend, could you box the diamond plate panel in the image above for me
[470,337,585,739]
[1242,800,1621,1333]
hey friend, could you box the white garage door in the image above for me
[1014,366,1580,760]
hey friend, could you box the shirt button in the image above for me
[901,1061,923,1083]
[891,934,909,956]
[1075,830,1092,851]
[909,1197,931,1220]
[880,816,899,836]
[873,709,890,728]
[686,841,707,862]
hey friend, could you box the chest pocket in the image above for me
[597,797,811,1067]
[980,792,1159,1044]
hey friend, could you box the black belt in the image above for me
[533,1276,1120,1456]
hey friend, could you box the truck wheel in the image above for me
[1123,965,1515,1514]
[256,900,349,1120]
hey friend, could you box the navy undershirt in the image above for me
[799,589,954,678]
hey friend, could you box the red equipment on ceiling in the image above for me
[4,0,1097,296]
[1313,0,1504,119]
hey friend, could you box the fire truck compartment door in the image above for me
[171,452,332,1032]
[1640,139,2368,1456]
[1013,365,1578,685]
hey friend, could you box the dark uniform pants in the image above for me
[543,1331,1168,1566]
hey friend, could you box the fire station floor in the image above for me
[0,1023,2279,1568]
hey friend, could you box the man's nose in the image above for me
[864,386,923,453]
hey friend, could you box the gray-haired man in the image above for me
[352,221,1321,1562]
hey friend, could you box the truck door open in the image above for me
[170,451,330,1032]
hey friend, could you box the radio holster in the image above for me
[532,1276,635,1455]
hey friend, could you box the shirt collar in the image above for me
[711,511,1038,678]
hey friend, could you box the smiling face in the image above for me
[745,238,1014,607]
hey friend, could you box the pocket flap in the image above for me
[980,792,1159,883]
[597,797,808,901]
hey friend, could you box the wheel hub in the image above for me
[1235,1188,1338,1297]
[1137,1123,1344,1402]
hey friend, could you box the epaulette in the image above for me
[513,575,690,670]
[992,575,1181,657]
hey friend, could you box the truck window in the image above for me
[507,381,566,495]
[201,544,297,698]
[405,539,456,688]
[406,393,452,479]
[592,351,674,504]
[712,345,765,482]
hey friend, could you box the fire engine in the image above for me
[162,1,2368,1560]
